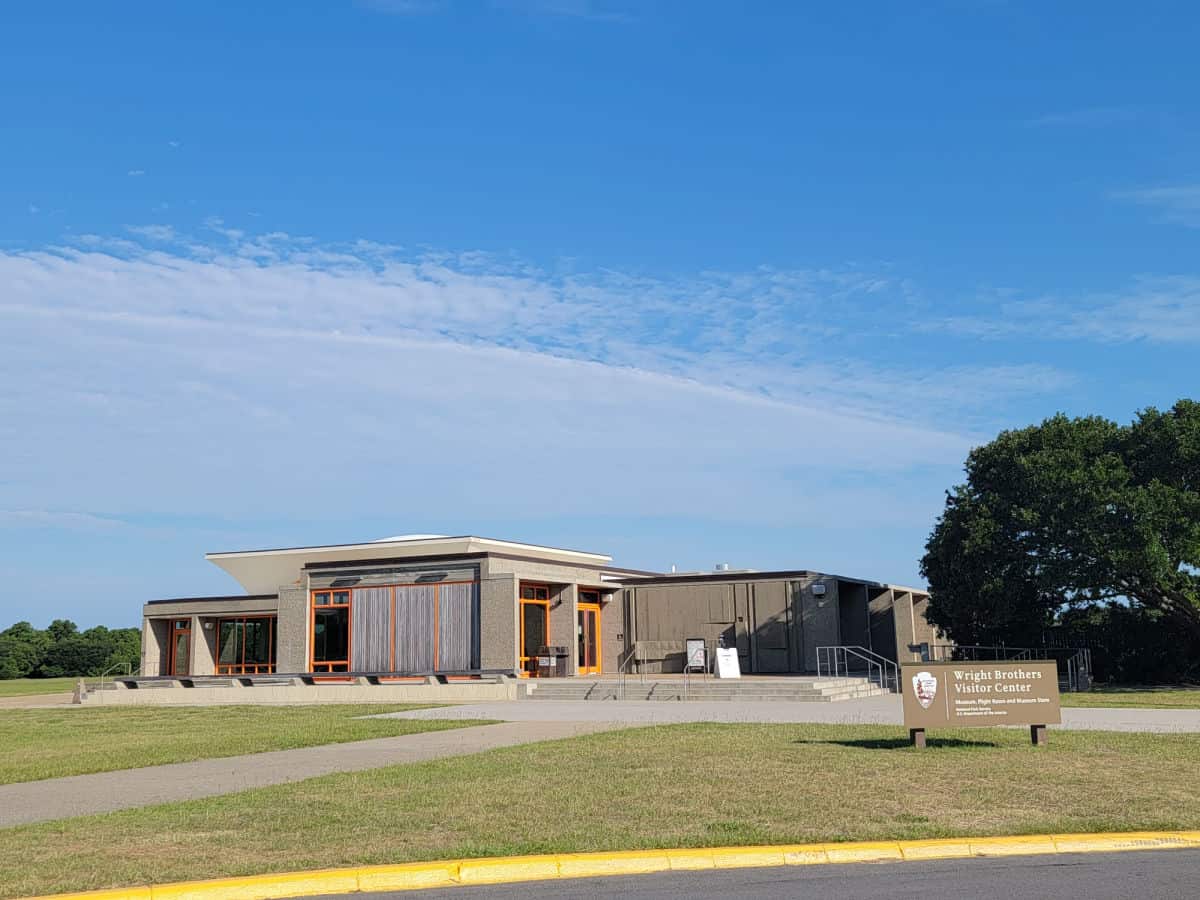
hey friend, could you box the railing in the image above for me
[94,660,132,694]
[816,645,900,692]
[1062,648,1093,692]
[617,645,644,700]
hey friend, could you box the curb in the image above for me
[20,831,1200,899]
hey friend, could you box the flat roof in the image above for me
[206,534,616,595]
[623,569,928,593]
[147,593,278,606]
[208,534,611,562]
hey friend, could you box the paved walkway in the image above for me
[375,697,1200,732]
[0,692,73,709]
[0,720,612,828]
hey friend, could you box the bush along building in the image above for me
[138,534,936,686]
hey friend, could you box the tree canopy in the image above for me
[0,620,140,680]
[921,400,1200,649]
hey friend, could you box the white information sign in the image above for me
[715,647,741,679]
[685,638,707,672]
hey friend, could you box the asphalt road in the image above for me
[308,850,1200,899]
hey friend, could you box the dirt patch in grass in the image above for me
[0,705,486,784]
[2,722,1198,898]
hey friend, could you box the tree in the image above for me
[0,636,43,679]
[921,400,1200,647]
[46,619,78,643]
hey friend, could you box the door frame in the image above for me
[518,583,551,677]
[577,601,602,675]
[167,618,191,677]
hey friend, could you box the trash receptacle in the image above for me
[537,645,570,677]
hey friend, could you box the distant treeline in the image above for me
[0,620,140,680]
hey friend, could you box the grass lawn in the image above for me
[0,706,488,784]
[1062,686,1200,709]
[3,723,1199,898]
[0,677,79,698]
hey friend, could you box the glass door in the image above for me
[169,619,190,676]
[577,603,601,675]
[519,584,550,677]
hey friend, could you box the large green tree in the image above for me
[921,400,1200,646]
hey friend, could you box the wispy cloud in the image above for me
[125,224,176,242]
[0,510,127,531]
[1113,184,1200,227]
[924,276,1200,343]
[0,228,1020,528]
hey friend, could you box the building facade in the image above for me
[141,534,938,679]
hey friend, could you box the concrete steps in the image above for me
[525,677,887,703]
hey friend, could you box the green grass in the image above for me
[1062,686,1200,709]
[3,723,1199,898]
[0,677,80,698]
[0,706,488,784]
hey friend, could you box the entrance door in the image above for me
[577,603,601,675]
[519,584,550,677]
[751,583,791,673]
[168,618,191,676]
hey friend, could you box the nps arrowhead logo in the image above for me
[912,670,938,709]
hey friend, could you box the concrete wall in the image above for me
[795,576,840,673]
[892,591,938,662]
[192,615,217,675]
[600,590,622,674]
[276,585,309,672]
[83,679,518,706]
[479,566,518,672]
[141,618,169,676]
[548,583,577,674]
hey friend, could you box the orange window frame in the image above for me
[310,580,479,674]
[215,615,277,675]
[519,583,551,677]
[310,589,352,673]
[167,618,190,677]
[577,601,602,675]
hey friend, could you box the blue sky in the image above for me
[2,1,1198,626]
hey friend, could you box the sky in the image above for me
[2,1,1198,627]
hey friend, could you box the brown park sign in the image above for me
[901,661,1061,744]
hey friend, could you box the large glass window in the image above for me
[311,590,351,672]
[216,616,277,675]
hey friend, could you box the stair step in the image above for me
[524,677,887,703]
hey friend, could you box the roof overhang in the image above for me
[207,535,613,595]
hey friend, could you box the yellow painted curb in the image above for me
[356,861,460,893]
[18,831,1200,900]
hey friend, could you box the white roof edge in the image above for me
[206,535,611,564]
[886,583,930,595]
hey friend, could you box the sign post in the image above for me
[901,661,1061,747]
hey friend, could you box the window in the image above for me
[216,616,277,675]
[311,590,351,672]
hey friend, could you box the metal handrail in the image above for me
[816,645,900,692]
[94,660,132,694]
[616,644,644,700]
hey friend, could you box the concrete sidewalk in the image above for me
[0,720,613,828]
[375,697,1200,733]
